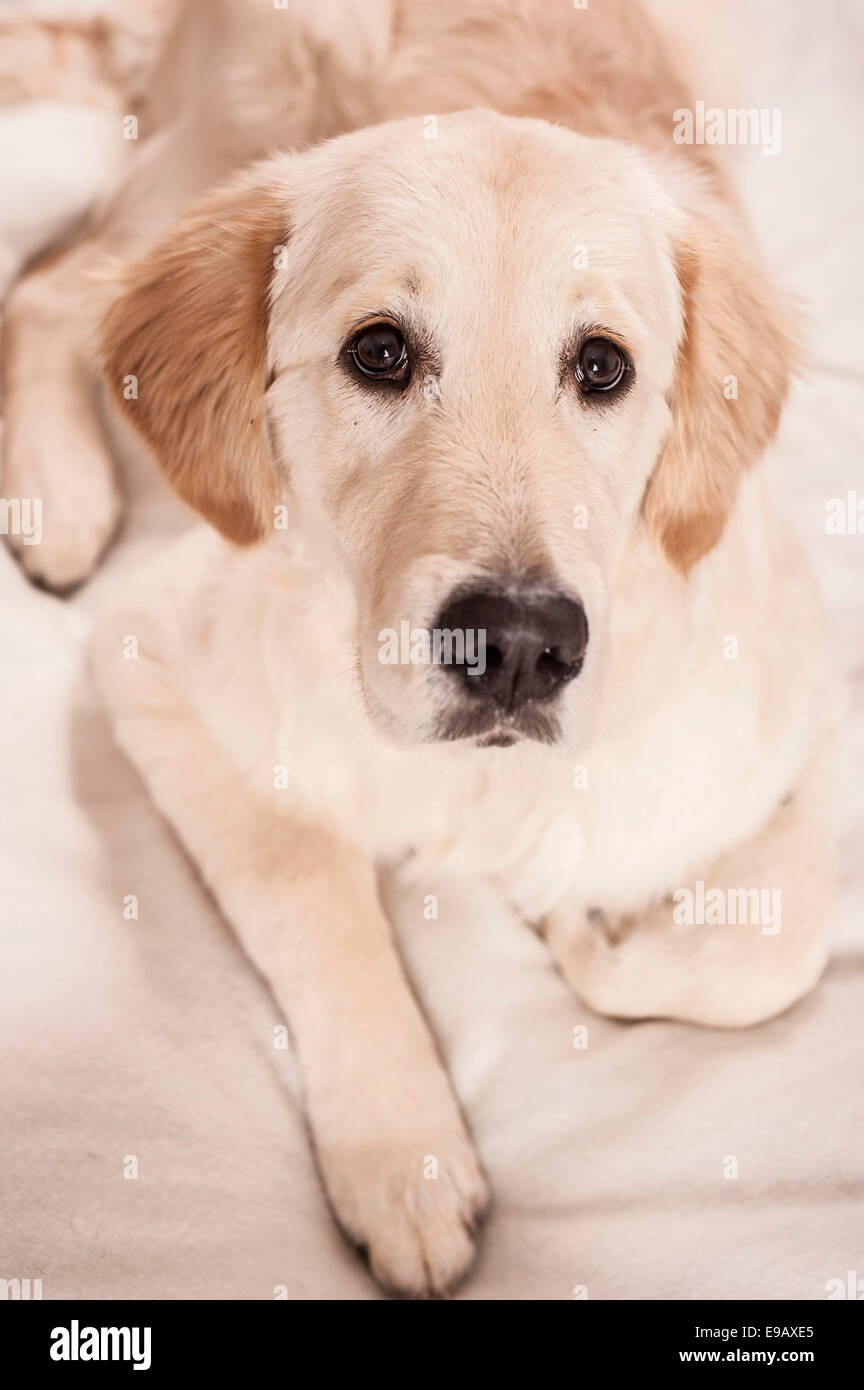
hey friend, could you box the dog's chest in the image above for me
[267,681,800,925]
[367,677,810,923]
[257,565,817,924]
[391,758,585,921]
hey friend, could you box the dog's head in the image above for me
[101,110,793,750]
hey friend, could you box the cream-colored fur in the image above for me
[5,0,836,1296]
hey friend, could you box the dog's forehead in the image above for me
[288,112,675,333]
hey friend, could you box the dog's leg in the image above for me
[0,1,179,591]
[1,111,235,592]
[545,745,834,1029]
[2,243,124,591]
[91,623,488,1297]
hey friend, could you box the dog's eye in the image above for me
[347,323,409,382]
[574,337,628,394]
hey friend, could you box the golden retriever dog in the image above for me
[3,0,834,1296]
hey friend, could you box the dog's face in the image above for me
[102,111,791,751]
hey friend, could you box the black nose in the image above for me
[435,588,588,712]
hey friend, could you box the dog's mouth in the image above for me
[477,732,519,749]
[434,700,560,748]
[358,654,563,748]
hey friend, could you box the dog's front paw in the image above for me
[318,1116,489,1298]
[2,406,121,592]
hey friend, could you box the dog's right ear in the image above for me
[100,171,287,544]
[643,211,796,574]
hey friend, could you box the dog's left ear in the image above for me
[644,214,796,573]
[100,169,287,544]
